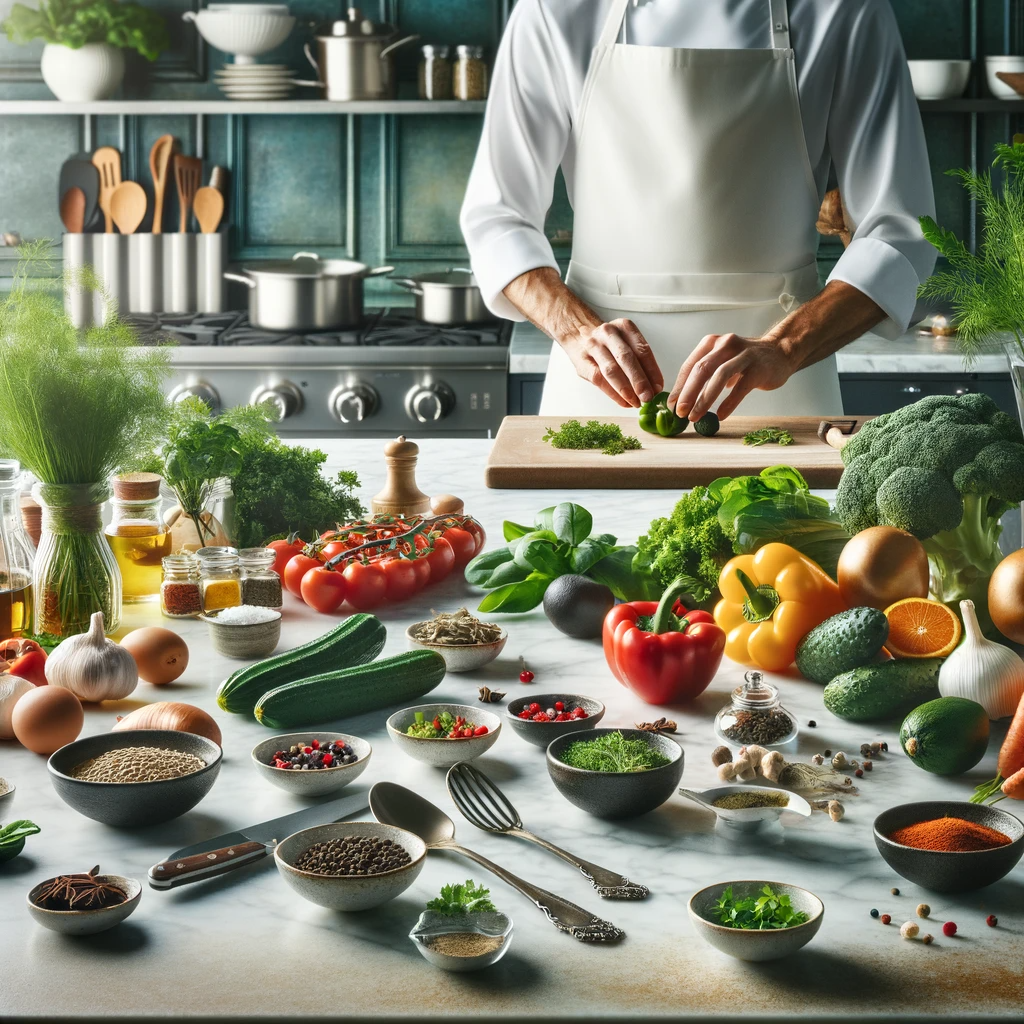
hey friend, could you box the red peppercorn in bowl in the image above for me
[505,694,606,749]
[251,731,372,797]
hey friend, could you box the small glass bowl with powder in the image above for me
[409,910,513,972]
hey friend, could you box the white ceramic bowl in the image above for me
[251,732,371,796]
[907,59,971,100]
[203,608,281,659]
[0,778,14,818]
[275,821,426,911]
[985,56,1024,99]
[405,623,507,673]
[386,704,501,769]
[182,9,295,62]
[27,873,141,935]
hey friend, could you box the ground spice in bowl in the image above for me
[712,791,790,810]
[70,746,207,783]
[888,816,1013,852]
[293,836,412,876]
[425,933,506,957]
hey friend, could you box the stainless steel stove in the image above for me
[128,310,511,437]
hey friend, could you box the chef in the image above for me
[460,0,937,420]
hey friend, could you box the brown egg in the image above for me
[120,627,189,685]
[837,526,930,610]
[988,548,1024,643]
[12,685,83,754]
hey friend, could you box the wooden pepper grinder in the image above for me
[372,436,431,516]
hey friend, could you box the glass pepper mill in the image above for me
[714,670,799,747]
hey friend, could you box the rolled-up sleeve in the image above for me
[824,0,936,338]
[459,0,570,320]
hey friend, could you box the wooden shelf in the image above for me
[0,98,486,115]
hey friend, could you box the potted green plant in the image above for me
[1,0,169,102]
[919,140,1024,424]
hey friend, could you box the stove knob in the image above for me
[251,382,304,421]
[168,381,221,416]
[407,382,455,424]
[330,384,379,424]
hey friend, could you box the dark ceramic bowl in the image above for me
[545,727,684,819]
[48,729,222,828]
[873,800,1024,892]
[505,694,606,749]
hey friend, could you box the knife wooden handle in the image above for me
[148,841,267,890]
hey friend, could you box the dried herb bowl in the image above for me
[873,801,1024,893]
[47,729,222,827]
[405,622,507,673]
[27,872,142,936]
[250,731,372,797]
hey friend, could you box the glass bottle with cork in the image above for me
[714,670,799,747]
[105,473,171,603]
[239,547,283,609]
[160,553,202,619]
[197,546,243,614]
[0,460,35,637]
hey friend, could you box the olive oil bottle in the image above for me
[0,460,35,638]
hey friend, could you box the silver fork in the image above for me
[446,762,650,899]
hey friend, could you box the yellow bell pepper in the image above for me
[714,542,845,672]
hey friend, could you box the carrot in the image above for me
[972,691,1024,803]
[1001,766,1024,801]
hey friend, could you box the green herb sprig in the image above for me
[711,884,809,930]
[543,419,642,456]
[560,731,671,773]
[743,427,794,447]
[426,880,498,916]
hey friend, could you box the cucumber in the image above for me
[254,649,447,729]
[823,658,943,722]
[795,607,889,684]
[216,614,386,715]
[900,697,990,775]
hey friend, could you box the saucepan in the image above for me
[391,269,492,325]
[225,252,393,332]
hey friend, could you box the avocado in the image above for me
[694,412,720,438]
[543,574,615,639]
[823,658,943,722]
[796,607,890,684]
[900,697,990,775]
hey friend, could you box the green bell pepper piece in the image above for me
[638,392,688,437]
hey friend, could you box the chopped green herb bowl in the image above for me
[688,880,824,961]
[545,728,684,819]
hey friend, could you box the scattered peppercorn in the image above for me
[881,914,891,925]
[863,760,873,771]
[922,933,933,945]
[891,887,900,896]
[870,908,879,918]
[900,921,919,939]
[519,670,534,683]
[987,914,998,927]
[808,720,816,728]
[943,921,957,937]
[855,768,864,778]
[824,749,832,758]
[917,903,930,918]
[881,741,889,752]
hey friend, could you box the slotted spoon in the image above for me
[91,146,122,233]
[174,154,203,233]
[447,762,649,899]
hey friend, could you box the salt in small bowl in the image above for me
[203,606,281,659]
[27,872,142,935]
[409,910,513,972]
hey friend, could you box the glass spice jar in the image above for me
[453,45,487,100]
[418,44,452,100]
[239,546,283,609]
[714,671,799,747]
[105,474,171,604]
[197,546,242,614]
[160,554,202,619]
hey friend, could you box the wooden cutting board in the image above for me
[485,416,862,489]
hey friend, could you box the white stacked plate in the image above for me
[214,62,295,100]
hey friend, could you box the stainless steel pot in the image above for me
[296,7,419,101]
[392,269,492,325]
[225,252,393,331]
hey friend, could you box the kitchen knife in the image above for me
[148,789,368,890]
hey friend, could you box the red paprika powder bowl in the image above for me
[873,800,1024,893]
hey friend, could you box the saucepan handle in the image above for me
[379,33,420,60]
[223,272,256,288]
[292,251,320,261]
[364,265,396,278]
[181,10,196,22]
[391,277,423,295]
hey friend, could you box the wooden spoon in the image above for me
[149,134,176,235]
[173,154,203,233]
[193,186,225,234]
[59,187,86,233]
[91,146,122,233]
[110,181,148,234]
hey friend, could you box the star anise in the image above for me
[635,718,677,734]
[478,686,506,703]
[32,865,127,911]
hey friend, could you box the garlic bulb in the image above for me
[939,600,1024,719]
[0,673,33,739]
[45,612,137,702]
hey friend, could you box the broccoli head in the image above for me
[835,394,1024,631]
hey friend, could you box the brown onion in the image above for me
[837,526,930,610]
[113,702,222,745]
[989,549,1024,643]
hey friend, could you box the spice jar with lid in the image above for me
[240,547,283,609]
[453,45,487,100]
[714,671,799,747]
[418,44,452,100]
[105,473,171,604]
[160,554,202,619]
[197,546,243,614]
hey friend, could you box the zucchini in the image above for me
[216,613,387,715]
[795,607,889,684]
[253,650,447,729]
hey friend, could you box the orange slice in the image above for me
[883,598,962,658]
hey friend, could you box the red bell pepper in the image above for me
[0,637,47,687]
[602,576,726,705]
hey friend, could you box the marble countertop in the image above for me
[2,438,1022,1021]
[509,322,1010,376]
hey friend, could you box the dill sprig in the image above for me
[560,730,671,773]
[543,419,642,456]
[742,427,794,447]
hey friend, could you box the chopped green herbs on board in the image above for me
[426,880,498,916]
[560,731,671,773]
[743,427,794,447]
[543,419,642,456]
[712,884,810,930]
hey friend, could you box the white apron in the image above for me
[539,0,843,417]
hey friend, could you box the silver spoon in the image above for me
[447,762,648,899]
[369,781,624,943]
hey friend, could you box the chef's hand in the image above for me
[561,319,664,408]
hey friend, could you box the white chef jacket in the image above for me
[460,0,937,339]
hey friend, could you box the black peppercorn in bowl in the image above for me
[250,731,372,797]
[275,821,427,911]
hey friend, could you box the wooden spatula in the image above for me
[91,146,122,233]
[59,187,86,233]
[110,181,148,234]
[193,186,225,233]
[149,134,176,235]
[174,154,203,233]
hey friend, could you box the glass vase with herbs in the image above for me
[0,248,168,637]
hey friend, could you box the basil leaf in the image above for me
[552,503,593,546]
[534,506,555,531]
[571,538,611,575]
[483,560,533,588]
[503,520,533,541]
[514,538,569,577]
[507,529,557,557]
[588,548,662,602]
[464,546,513,586]
[477,573,551,613]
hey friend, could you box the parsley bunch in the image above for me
[712,884,809,930]
[543,419,642,456]
[426,880,498,916]
[742,427,794,447]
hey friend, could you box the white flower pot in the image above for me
[40,42,125,102]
